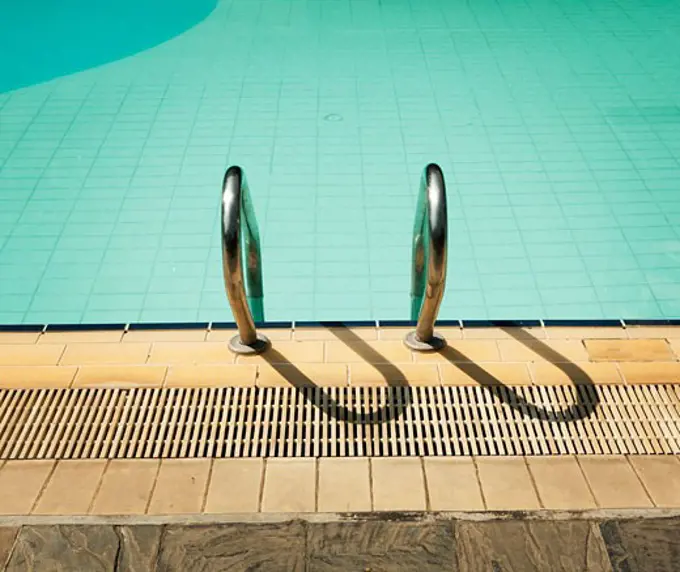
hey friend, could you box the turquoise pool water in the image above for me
[1,0,679,324]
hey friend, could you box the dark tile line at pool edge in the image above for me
[1,318,680,333]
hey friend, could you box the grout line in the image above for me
[575,455,600,509]
[471,457,488,511]
[368,457,375,511]
[160,366,169,389]
[523,456,545,510]
[144,459,163,515]
[420,457,431,511]
[257,458,267,513]
[56,344,68,366]
[200,459,214,514]
[314,457,320,513]
[87,459,110,515]
[29,460,58,515]
[625,455,657,507]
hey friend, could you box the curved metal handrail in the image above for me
[221,166,268,354]
[405,163,448,351]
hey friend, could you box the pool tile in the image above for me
[371,458,426,511]
[585,339,674,362]
[476,457,541,511]
[33,460,106,515]
[147,459,211,515]
[205,459,263,513]
[0,460,55,515]
[0,344,65,366]
[526,457,596,510]
[91,460,159,515]
[61,342,150,365]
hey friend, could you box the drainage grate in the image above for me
[0,385,678,459]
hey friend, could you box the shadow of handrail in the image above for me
[439,327,600,422]
[261,327,412,424]
[260,325,600,425]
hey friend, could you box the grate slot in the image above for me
[0,385,678,459]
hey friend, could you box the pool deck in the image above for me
[0,323,678,521]
[0,323,679,568]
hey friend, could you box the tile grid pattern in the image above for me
[0,455,679,516]
[1,0,680,324]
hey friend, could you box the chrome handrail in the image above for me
[405,163,448,351]
[221,166,268,354]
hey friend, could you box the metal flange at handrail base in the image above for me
[404,330,446,352]
[228,332,270,355]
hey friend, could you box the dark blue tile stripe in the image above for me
[1,318,679,332]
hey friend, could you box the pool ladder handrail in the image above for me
[221,166,269,354]
[405,163,448,351]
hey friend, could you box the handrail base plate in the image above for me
[404,331,446,352]
[229,333,270,355]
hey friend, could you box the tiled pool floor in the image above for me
[1,0,679,324]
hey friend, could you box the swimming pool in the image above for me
[1,0,679,325]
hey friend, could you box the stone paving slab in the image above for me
[159,523,306,572]
[601,518,680,572]
[307,521,456,572]
[0,517,678,571]
[456,520,611,572]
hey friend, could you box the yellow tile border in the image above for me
[1,325,680,388]
[0,455,677,517]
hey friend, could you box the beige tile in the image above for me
[148,459,211,515]
[0,332,41,344]
[380,326,463,341]
[262,459,316,512]
[440,363,531,386]
[415,341,500,363]
[60,343,150,365]
[626,326,680,340]
[526,456,596,510]
[423,457,484,511]
[545,327,627,340]
[578,456,652,509]
[257,364,347,387]
[165,365,256,387]
[476,457,540,510]
[325,340,413,363]
[123,329,207,343]
[350,363,440,386]
[208,328,291,342]
[236,341,324,364]
[628,456,680,507]
[0,461,55,515]
[148,342,233,365]
[585,339,674,362]
[39,330,124,344]
[530,362,622,385]
[318,458,371,512]
[498,340,588,362]
[295,327,377,341]
[462,327,546,340]
[33,460,106,515]
[205,459,263,513]
[0,366,77,388]
[91,460,159,515]
[0,344,65,366]
[618,362,680,384]
[371,458,426,511]
[74,365,167,388]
